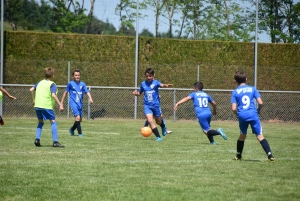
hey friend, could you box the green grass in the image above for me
[0,118,299,201]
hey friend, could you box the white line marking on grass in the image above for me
[85,132,120,135]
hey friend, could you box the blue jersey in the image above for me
[65,80,89,107]
[139,79,162,107]
[189,91,213,116]
[231,84,260,121]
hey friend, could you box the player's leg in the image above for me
[75,115,83,137]
[145,106,162,141]
[198,114,216,144]
[70,105,82,136]
[154,107,166,136]
[34,110,44,147]
[161,114,172,134]
[144,118,149,127]
[235,120,248,160]
[44,110,64,147]
[251,120,275,161]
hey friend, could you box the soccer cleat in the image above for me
[162,127,167,136]
[268,158,275,162]
[53,142,65,148]
[268,155,275,162]
[166,130,172,134]
[34,139,41,147]
[0,115,4,125]
[78,134,83,137]
[69,128,75,136]
[217,128,227,140]
[234,157,242,161]
[210,142,216,145]
[156,137,162,141]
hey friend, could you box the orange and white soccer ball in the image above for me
[140,127,152,137]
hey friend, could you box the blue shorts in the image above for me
[70,104,82,117]
[197,113,211,132]
[144,105,162,117]
[239,119,262,135]
[35,108,56,120]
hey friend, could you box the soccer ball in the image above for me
[140,127,152,137]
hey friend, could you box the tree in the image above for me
[245,0,300,43]
[115,0,146,36]
[47,0,89,33]
[139,28,154,37]
[163,0,180,38]
[3,0,24,30]
[143,0,165,37]
[178,0,255,41]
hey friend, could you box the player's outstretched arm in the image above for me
[0,87,16,100]
[161,84,173,88]
[174,96,191,110]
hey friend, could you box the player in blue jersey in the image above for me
[174,82,227,145]
[133,68,173,141]
[61,69,93,137]
[231,70,275,162]
[30,67,64,147]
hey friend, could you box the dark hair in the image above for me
[72,69,81,76]
[194,82,203,90]
[234,71,247,84]
[145,68,154,75]
[44,67,54,78]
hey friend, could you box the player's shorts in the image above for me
[70,104,82,117]
[196,113,212,132]
[144,105,162,117]
[239,119,262,135]
[35,108,56,120]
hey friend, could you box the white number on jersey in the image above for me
[198,97,208,107]
[242,95,250,109]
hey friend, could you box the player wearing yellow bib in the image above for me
[0,87,17,125]
[30,67,65,148]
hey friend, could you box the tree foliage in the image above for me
[2,0,299,43]
[245,0,300,43]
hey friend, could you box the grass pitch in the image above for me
[0,118,299,201]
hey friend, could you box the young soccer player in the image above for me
[0,87,17,125]
[133,68,173,141]
[60,69,93,137]
[30,67,64,147]
[231,70,275,161]
[174,82,227,145]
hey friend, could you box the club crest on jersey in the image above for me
[150,84,155,89]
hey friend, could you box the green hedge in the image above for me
[4,31,300,90]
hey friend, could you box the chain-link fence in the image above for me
[1,84,299,122]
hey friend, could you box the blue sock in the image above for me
[51,121,59,142]
[35,122,44,139]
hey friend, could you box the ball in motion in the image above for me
[141,127,152,137]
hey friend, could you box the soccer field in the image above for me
[0,118,299,201]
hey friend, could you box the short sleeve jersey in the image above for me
[188,91,213,115]
[231,84,260,120]
[138,79,161,107]
[66,80,89,107]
